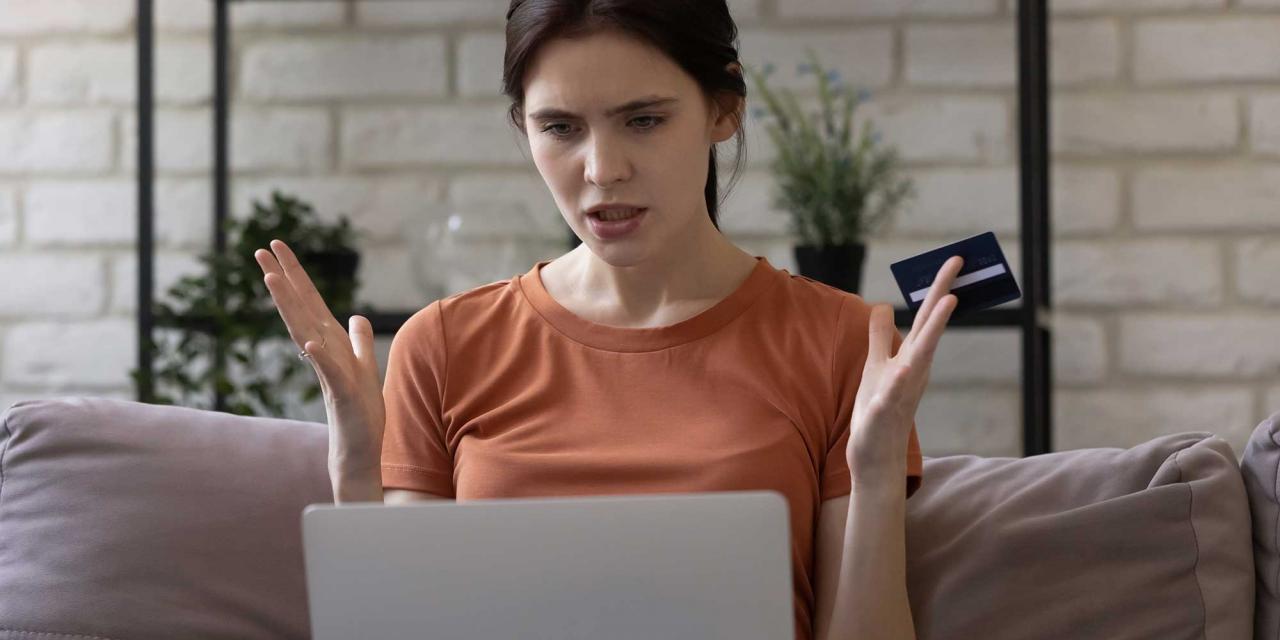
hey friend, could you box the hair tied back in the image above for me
[507,0,527,20]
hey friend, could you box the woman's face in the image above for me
[521,29,740,264]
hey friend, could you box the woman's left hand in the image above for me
[847,255,965,491]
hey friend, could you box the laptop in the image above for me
[301,490,795,640]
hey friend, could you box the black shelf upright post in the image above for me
[1018,0,1053,456]
[212,0,231,412]
[136,0,155,403]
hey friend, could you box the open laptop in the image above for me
[301,490,795,640]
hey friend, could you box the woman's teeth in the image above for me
[596,208,643,221]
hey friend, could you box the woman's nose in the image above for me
[584,134,631,188]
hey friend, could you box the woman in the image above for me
[255,1,963,638]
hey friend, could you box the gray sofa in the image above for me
[1,395,1277,639]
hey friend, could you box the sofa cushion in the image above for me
[906,431,1254,639]
[1242,410,1280,640]
[0,396,332,640]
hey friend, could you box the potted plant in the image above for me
[744,48,914,294]
[130,190,371,417]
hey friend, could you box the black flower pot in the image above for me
[793,243,866,295]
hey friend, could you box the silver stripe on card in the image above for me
[909,264,1009,302]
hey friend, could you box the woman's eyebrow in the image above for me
[528,96,679,121]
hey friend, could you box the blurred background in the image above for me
[0,0,1277,459]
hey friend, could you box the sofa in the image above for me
[0,395,1276,639]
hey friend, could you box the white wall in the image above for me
[1,0,1278,458]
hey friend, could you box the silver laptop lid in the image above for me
[302,490,794,640]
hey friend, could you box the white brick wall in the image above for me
[0,111,115,173]
[457,32,507,98]
[1055,388,1255,455]
[0,0,132,36]
[24,180,135,246]
[1054,167,1120,233]
[1052,20,1121,86]
[340,105,528,167]
[906,25,1015,88]
[119,108,333,173]
[1054,94,1238,154]
[1134,18,1280,84]
[1252,94,1280,156]
[29,43,135,105]
[915,18,1127,91]
[1054,240,1224,307]
[355,0,511,28]
[1,0,1277,457]
[1132,166,1280,231]
[916,389,1021,457]
[0,47,19,104]
[738,28,894,90]
[1237,240,1280,304]
[240,37,448,101]
[0,253,106,317]
[2,319,135,388]
[858,96,1012,163]
[777,0,998,19]
[156,0,345,31]
[0,186,18,246]
[108,251,207,315]
[1051,0,1225,13]
[1119,313,1280,378]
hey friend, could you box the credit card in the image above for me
[889,231,1021,316]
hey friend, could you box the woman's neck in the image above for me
[541,230,758,329]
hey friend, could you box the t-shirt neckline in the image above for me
[517,255,781,352]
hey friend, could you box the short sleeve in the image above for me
[380,299,456,497]
[821,296,924,501]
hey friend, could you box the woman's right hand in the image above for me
[255,239,386,474]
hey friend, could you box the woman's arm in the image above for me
[820,255,964,640]
[817,483,912,640]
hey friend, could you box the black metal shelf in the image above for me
[136,0,1053,455]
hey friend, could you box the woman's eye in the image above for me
[541,116,665,140]
[543,123,573,138]
[630,115,664,130]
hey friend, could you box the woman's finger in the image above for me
[300,336,338,399]
[908,292,958,372]
[262,271,319,352]
[906,256,964,347]
[349,315,379,383]
[865,304,896,367]
[269,239,343,334]
[255,248,318,328]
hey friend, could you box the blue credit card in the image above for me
[889,231,1021,316]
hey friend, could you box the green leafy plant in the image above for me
[130,190,371,417]
[744,47,914,247]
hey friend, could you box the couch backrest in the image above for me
[1,396,1271,640]
[0,396,332,640]
[905,429,1255,640]
[1242,410,1280,640]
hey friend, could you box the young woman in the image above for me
[255,1,963,638]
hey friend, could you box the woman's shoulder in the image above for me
[400,272,528,339]
[774,268,874,317]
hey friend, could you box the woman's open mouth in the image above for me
[587,207,648,240]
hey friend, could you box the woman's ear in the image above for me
[709,98,744,144]
[707,62,745,142]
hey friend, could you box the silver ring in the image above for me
[298,334,327,360]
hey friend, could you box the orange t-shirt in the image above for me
[380,255,923,640]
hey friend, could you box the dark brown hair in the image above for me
[502,0,748,229]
